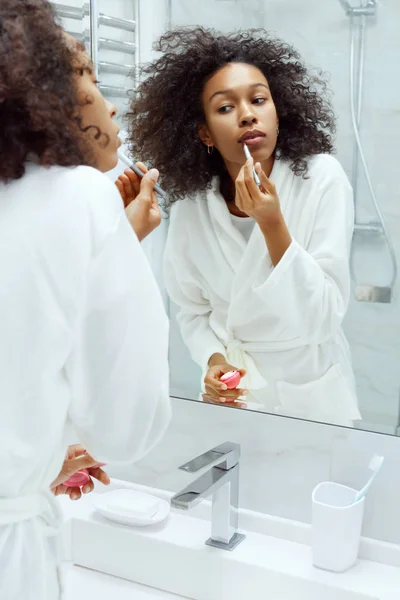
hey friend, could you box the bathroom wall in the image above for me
[167,0,400,431]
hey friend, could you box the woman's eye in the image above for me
[253,97,266,105]
[94,79,102,87]
[218,105,233,114]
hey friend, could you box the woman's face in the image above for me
[200,62,279,172]
[66,35,121,172]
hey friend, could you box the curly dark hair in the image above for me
[0,0,104,182]
[127,27,336,205]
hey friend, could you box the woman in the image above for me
[125,27,360,425]
[0,2,170,599]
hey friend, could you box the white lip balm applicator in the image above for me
[243,143,261,187]
[118,150,168,200]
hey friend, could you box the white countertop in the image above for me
[65,565,190,600]
[60,481,400,600]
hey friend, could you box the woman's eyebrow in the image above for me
[209,82,270,103]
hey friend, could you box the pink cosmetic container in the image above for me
[64,461,106,488]
[220,370,241,390]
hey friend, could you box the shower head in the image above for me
[338,0,377,17]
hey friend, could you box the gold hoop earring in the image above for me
[207,145,214,155]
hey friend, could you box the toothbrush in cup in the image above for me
[118,150,168,200]
[352,454,384,504]
[243,143,261,187]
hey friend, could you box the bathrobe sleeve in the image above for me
[67,176,171,465]
[253,171,354,344]
[163,207,226,371]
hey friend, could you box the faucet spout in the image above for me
[178,441,240,473]
[171,442,245,551]
[171,463,234,510]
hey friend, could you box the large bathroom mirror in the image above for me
[57,0,399,436]
[160,0,400,436]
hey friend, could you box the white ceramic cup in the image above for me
[311,481,365,573]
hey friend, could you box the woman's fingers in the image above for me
[82,479,95,495]
[120,172,135,198]
[254,162,275,194]
[205,369,229,391]
[204,377,247,396]
[203,363,248,406]
[203,392,227,405]
[204,383,247,401]
[235,160,256,209]
[235,183,244,212]
[202,394,247,409]
[53,484,81,500]
[52,471,109,499]
[207,378,228,392]
[204,364,248,397]
[51,453,99,489]
[116,177,130,207]
[88,466,111,486]
[243,157,263,198]
[66,444,86,460]
[69,487,82,501]
[136,162,148,174]
[51,443,109,500]
[51,484,65,496]
[242,157,275,198]
[124,168,141,196]
[116,168,144,205]
[115,179,126,203]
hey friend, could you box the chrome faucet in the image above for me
[171,442,245,551]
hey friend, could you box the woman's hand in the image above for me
[235,158,282,226]
[115,161,146,207]
[236,158,292,266]
[203,362,247,406]
[116,162,162,241]
[202,391,247,409]
[50,444,110,501]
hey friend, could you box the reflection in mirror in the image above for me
[129,25,360,428]
[128,0,399,436]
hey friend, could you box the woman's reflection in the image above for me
[127,28,361,426]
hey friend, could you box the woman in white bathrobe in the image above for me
[125,27,360,426]
[0,3,170,599]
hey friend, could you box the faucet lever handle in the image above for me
[179,442,240,473]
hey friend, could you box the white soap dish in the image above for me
[92,489,170,527]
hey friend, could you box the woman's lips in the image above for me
[244,136,265,147]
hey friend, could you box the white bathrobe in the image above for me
[164,154,360,426]
[0,164,171,599]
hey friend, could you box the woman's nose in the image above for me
[105,99,117,118]
[239,105,258,127]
